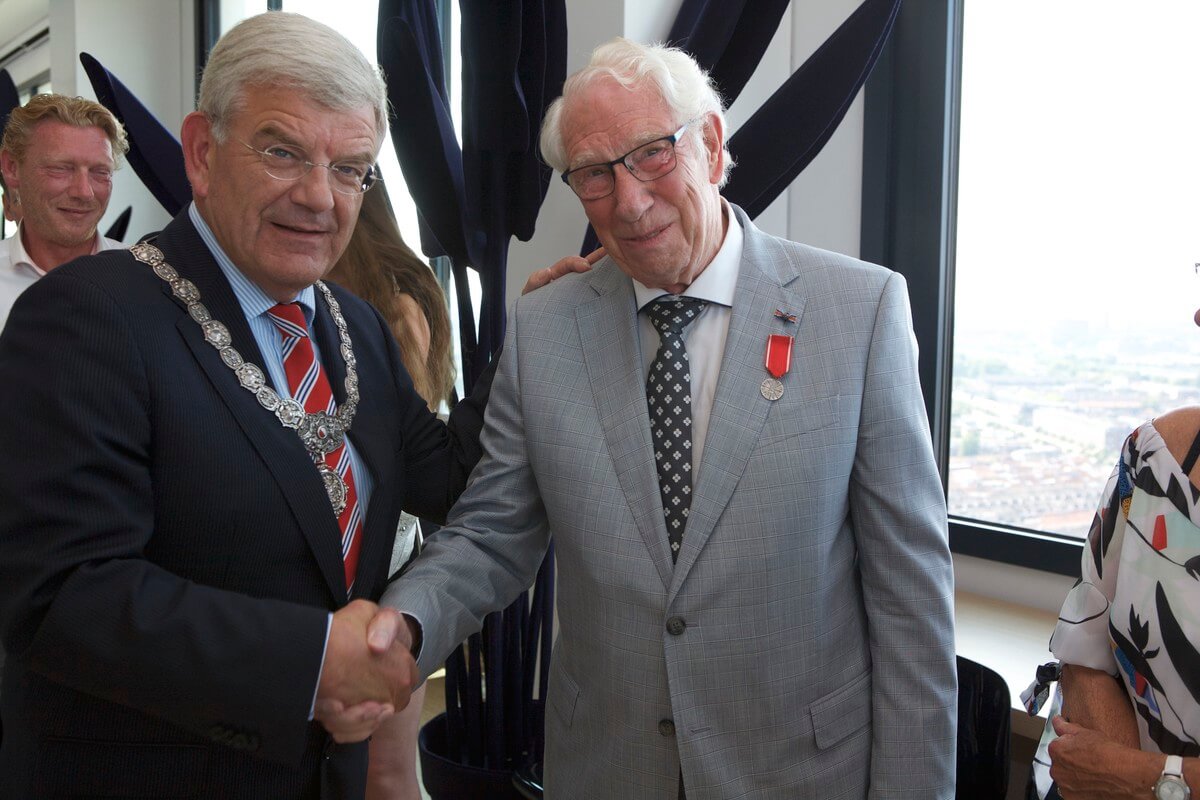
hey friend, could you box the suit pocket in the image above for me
[758,394,842,447]
[548,663,581,729]
[809,670,872,750]
[35,737,208,798]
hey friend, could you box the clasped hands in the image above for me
[1048,715,1167,799]
[313,599,417,742]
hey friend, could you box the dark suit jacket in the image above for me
[0,211,487,798]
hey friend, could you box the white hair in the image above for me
[540,37,733,187]
[198,11,388,145]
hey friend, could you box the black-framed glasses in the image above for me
[240,141,380,195]
[561,122,690,201]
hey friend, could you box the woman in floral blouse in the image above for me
[1048,408,1200,798]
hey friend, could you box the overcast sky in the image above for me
[955,2,1200,340]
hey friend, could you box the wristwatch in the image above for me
[1155,755,1191,800]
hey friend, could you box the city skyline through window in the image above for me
[948,2,1200,538]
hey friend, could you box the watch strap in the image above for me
[1156,755,1191,800]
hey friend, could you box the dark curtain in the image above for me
[723,0,902,218]
[378,0,565,777]
[80,53,191,217]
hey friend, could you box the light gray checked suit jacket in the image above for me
[383,205,956,799]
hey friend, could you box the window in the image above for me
[949,3,1200,541]
[859,0,1200,574]
[0,24,51,241]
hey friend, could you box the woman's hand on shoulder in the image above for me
[521,247,605,295]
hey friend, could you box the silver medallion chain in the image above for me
[131,242,359,512]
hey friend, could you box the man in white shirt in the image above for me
[0,93,128,327]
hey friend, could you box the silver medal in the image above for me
[760,377,784,401]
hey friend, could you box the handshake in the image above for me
[313,599,415,743]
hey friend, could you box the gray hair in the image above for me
[540,37,733,187]
[198,11,388,146]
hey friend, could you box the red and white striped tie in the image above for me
[268,302,363,594]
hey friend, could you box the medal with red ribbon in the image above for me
[761,333,792,401]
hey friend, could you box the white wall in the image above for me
[784,1,863,258]
[43,0,193,243]
[956,553,1075,615]
[0,0,50,89]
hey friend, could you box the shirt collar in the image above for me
[188,202,316,324]
[9,222,110,277]
[633,199,743,311]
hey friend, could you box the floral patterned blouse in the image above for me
[1051,419,1200,756]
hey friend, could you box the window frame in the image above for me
[859,0,1082,577]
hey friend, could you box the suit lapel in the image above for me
[577,264,674,590]
[154,215,349,602]
[670,208,807,595]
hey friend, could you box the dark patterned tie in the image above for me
[268,303,363,594]
[645,296,708,562]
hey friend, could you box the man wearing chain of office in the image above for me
[0,12,497,798]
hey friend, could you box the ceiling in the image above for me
[0,0,49,55]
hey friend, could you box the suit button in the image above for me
[666,617,686,636]
[323,739,336,759]
[658,719,676,737]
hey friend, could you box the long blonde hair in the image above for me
[329,187,455,409]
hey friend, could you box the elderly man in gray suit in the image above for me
[360,37,956,799]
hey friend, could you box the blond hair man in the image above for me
[0,93,128,326]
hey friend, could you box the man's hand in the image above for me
[1048,716,1162,799]
[314,600,418,742]
[365,606,417,655]
[521,247,605,295]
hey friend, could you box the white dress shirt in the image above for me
[0,226,123,329]
[632,200,744,481]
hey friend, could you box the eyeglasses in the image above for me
[561,122,690,201]
[240,141,380,195]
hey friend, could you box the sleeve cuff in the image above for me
[308,612,333,720]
